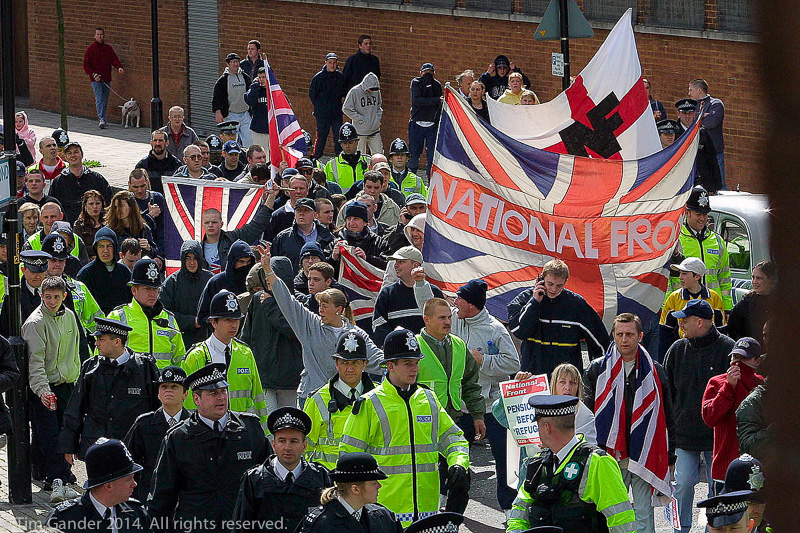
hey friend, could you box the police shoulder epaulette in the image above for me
[239,411,261,421]
[54,497,80,512]
[304,505,325,525]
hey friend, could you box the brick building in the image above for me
[23,0,763,190]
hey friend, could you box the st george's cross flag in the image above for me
[162,176,264,275]
[487,9,661,161]
[423,86,702,330]
[265,57,307,178]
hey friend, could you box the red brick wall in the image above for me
[25,0,765,192]
[27,0,189,128]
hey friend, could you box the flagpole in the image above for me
[559,0,571,90]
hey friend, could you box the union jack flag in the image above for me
[162,177,264,275]
[265,57,307,177]
[424,86,702,330]
[337,245,384,332]
[594,343,671,498]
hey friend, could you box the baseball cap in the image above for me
[388,246,423,264]
[373,161,391,172]
[295,198,317,212]
[405,193,427,206]
[420,62,435,73]
[325,52,338,61]
[225,53,241,62]
[730,337,762,360]
[671,299,713,320]
[670,257,707,276]
[222,140,241,154]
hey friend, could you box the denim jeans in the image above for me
[315,116,343,158]
[408,121,438,177]
[716,152,726,190]
[226,111,252,148]
[673,448,714,533]
[91,81,110,121]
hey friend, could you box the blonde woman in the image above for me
[548,363,596,443]
[259,245,382,406]
[297,452,401,532]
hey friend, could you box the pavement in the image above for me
[0,104,711,531]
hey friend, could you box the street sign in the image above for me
[535,0,594,40]
[0,156,11,208]
[552,53,565,77]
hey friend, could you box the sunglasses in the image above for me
[299,169,314,175]
[187,154,202,161]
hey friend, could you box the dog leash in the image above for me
[101,81,132,104]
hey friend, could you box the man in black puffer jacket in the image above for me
[663,299,733,533]
[271,198,335,272]
[160,240,213,347]
[329,201,389,271]
[309,52,346,158]
[196,240,255,325]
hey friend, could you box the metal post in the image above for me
[559,0,571,90]
[56,0,68,130]
[1,0,31,504]
[150,0,163,131]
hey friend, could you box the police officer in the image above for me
[340,328,470,527]
[303,330,377,469]
[669,185,733,312]
[123,365,191,501]
[217,120,248,166]
[148,363,270,531]
[181,290,269,432]
[297,452,402,533]
[60,318,160,462]
[724,454,770,532]
[46,438,151,533]
[388,138,427,197]
[657,119,681,149]
[675,98,723,194]
[697,490,754,533]
[324,122,369,191]
[506,395,635,533]
[108,258,186,369]
[232,407,332,532]
[205,134,224,167]
[52,127,70,159]
[0,249,50,336]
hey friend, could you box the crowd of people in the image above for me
[0,27,768,533]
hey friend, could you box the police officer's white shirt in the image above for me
[271,456,303,482]
[89,491,118,533]
[108,350,130,366]
[333,378,363,399]
[163,410,181,426]
[337,494,362,520]
[554,435,581,468]
[198,411,229,431]
[205,334,233,364]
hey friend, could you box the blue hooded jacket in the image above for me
[196,239,255,325]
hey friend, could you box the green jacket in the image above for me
[66,276,104,333]
[340,380,469,527]
[417,330,485,421]
[181,338,269,433]
[108,299,186,368]
[22,303,81,396]
[398,170,427,197]
[669,223,733,310]
[507,437,636,533]
[324,153,369,191]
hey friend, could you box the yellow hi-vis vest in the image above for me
[416,334,467,411]
[108,300,185,368]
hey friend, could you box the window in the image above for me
[720,217,750,272]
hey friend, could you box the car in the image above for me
[706,191,772,305]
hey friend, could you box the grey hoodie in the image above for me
[342,72,383,136]
[271,276,383,398]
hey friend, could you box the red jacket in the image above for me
[702,363,764,480]
[31,158,65,186]
[82,41,123,82]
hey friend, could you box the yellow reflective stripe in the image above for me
[370,395,393,447]
[341,435,367,449]
[229,390,252,399]
[603,502,634,517]
[609,522,637,533]
[380,462,438,475]
[364,443,438,455]
[150,352,174,360]
[527,338,578,347]
[312,392,334,438]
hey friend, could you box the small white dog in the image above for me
[120,98,141,128]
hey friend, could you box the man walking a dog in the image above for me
[82,28,124,129]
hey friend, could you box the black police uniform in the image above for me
[59,319,160,460]
[47,438,152,533]
[232,407,332,533]
[148,363,271,530]
[124,365,191,501]
[0,250,49,336]
[297,452,402,533]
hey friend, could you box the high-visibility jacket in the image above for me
[303,372,375,469]
[398,170,427,198]
[65,275,104,333]
[417,334,466,411]
[669,223,733,310]
[324,153,369,191]
[507,437,636,533]
[340,380,470,526]
[27,230,83,260]
[181,338,269,433]
[108,300,185,369]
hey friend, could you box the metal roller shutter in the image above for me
[187,0,220,137]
